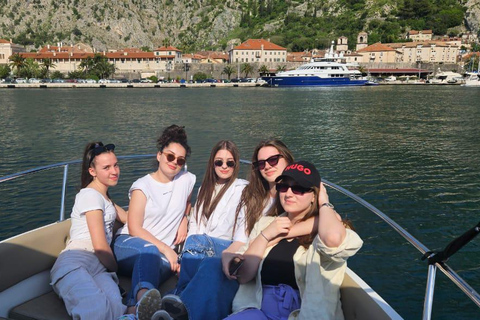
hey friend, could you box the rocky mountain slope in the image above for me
[0,0,478,52]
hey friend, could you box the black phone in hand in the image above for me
[229,257,244,276]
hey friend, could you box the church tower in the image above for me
[356,32,368,51]
[336,36,348,54]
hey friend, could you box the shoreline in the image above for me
[0,82,463,88]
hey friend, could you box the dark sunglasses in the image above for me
[164,152,186,166]
[214,160,235,168]
[276,183,313,195]
[252,154,283,170]
[93,143,115,155]
[89,144,115,166]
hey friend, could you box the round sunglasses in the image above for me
[214,160,235,168]
[252,154,283,170]
[276,183,313,195]
[164,152,186,166]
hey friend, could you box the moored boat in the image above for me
[262,42,369,87]
[463,72,480,87]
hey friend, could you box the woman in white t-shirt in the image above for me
[50,142,128,319]
[114,125,196,318]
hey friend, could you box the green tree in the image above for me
[68,70,85,79]
[222,65,235,80]
[41,58,56,77]
[241,63,254,78]
[93,58,116,79]
[20,58,41,78]
[51,70,64,79]
[9,53,25,76]
[258,64,269,75]
[0,64,11,79]
[79,56,95,75]
[276,65,287,72]
[193,72,207,82]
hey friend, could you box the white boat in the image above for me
[428,70,464,84]
[463,72,480,87]
[1,156,479,320]
[262,42,369,87]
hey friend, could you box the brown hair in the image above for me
[194,140,240,223]
[233,139,294,237]
[80,141,115,199]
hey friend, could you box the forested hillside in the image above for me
[0,0,478,52]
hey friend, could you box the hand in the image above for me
[262,217,292,241]
[222,251,244,280]
[163,246,180,273]
[318,182,330,207]
[173,216,188,246]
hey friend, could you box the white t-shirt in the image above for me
[188,178,248,241]
[66,188,117,252]
[118,170,196,248]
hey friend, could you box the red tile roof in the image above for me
[234,39,286,51]
[154,46,181,52]
[408,30,432,35]
[357,43,397,52]
[0,39,11,44]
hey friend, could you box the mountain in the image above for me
[0,0,478,52]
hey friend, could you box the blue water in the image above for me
[0,86,479,318]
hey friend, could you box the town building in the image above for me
[387,41,459,63]
[356,43,403,63]
[407,30,433,42]
[336,36,348,55]
[0,39,25,65]
[229,39,287,63]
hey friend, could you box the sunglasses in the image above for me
[164,152,186,166]
[214,160,235,168]
[252,154,283,170]
[89,144,115,165]
[276,183,313,195]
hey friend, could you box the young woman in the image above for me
[50,142,128,319]
[176,140,248,290]
[113,125,196,317]
[227,161,363,320]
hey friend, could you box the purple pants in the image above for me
[225,284,301,320]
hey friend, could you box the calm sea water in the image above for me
[1,86,479,319]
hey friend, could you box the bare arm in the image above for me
[318,183,346,247]
[236,217,292,284]
[114,203,127,224]
[267,216,317,246]
[174,191,193,246]
[128,189,179,272]
[221,240,245,280]
[86,210,118,272]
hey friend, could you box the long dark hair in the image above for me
[156,125,191,165]
[233,139,294,236]
[194,140,240,223]
[80,142,116,198]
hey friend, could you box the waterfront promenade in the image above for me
[0,82,262,89]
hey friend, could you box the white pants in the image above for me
[51,250,126,320]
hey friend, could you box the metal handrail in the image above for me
[323,178,480,313]
[1,156,479,313]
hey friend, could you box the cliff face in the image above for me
[465,0,480,35]
[0,0,478,52]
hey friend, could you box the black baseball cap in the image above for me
[275,161,321,188]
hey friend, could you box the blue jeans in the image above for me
[176,234,239,320]
[114,234,173,307]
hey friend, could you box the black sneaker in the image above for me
[161,294,188,320]
[152,310,173,320]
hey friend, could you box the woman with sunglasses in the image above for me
[114,125,196,319]
[50,142,129,319]
[227,161,363,320]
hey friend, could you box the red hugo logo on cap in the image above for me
[285,164,311,175]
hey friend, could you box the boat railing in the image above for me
[1,155,479,318]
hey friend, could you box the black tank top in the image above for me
[261,238,300,290]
